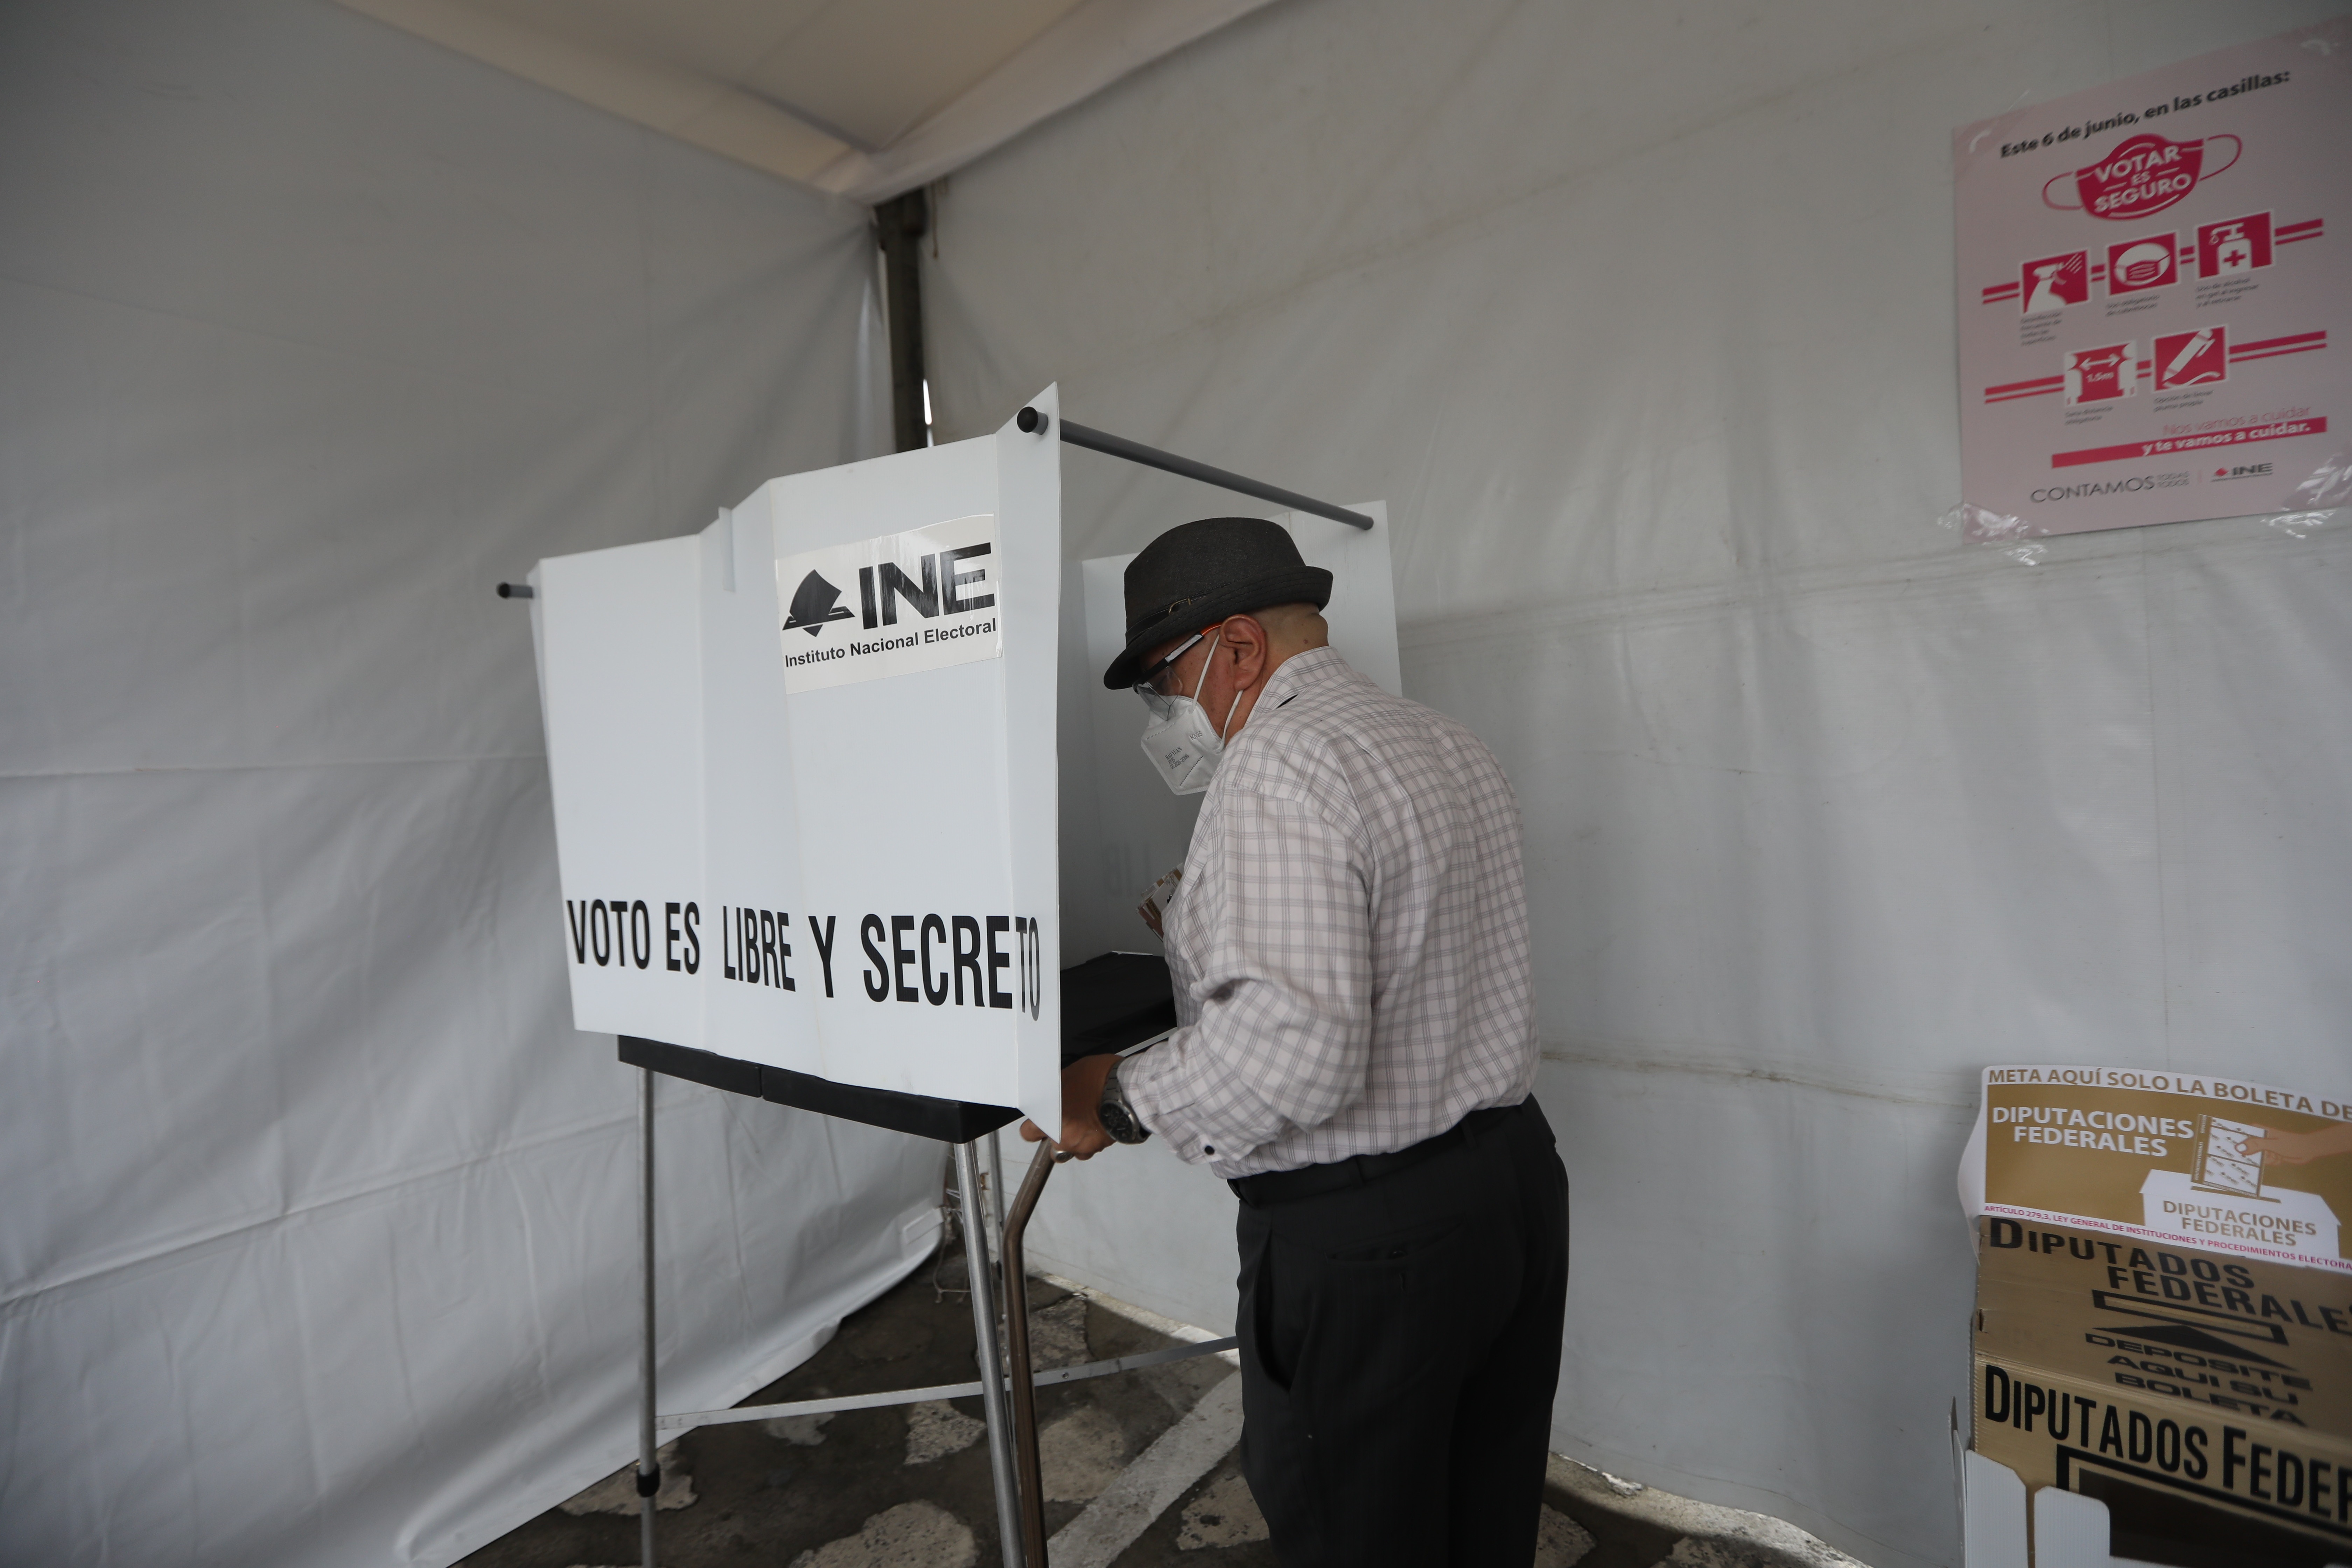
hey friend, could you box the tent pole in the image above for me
[876,190,931,453]
[957,1139,1025,1568]
[637,1066,658,1568]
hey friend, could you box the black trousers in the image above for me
[1233,1098,1570,1568]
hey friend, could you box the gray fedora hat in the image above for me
[1101,517,1332,689]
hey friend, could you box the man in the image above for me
[1021,516,1568,1567]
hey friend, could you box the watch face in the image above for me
[1097,1080,1144,1144]
[1098,1059,1150,1143]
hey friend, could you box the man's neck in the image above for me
[1226,640,1329,738]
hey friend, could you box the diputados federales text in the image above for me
[1971,1212,2352,1549]
[1981,1362,2349,1526]
[1985,1220,2348,1339]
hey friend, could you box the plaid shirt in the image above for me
[1120,646,1538,1178]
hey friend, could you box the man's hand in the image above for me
[1019,1053,1121,1160]
[2242,1123,2352,1167]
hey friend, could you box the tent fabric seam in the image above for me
[1537,1047,1976,1111]
[0,1103,672,1308]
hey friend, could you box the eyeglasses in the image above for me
[1132,632,1206,699]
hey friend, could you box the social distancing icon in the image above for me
[2064,342,2136,405]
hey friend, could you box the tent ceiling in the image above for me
[334,0,1280,203]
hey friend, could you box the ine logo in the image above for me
[776,513,1003,693]
[782,570,855,636]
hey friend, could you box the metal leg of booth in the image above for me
[626,1113,1236,1568]
[957,1138,1028,1568]
[1001,1141,1068,1568]
[629,1111,1025,1568]
[637,1066,659,1568]
[985,1128,1010,1270]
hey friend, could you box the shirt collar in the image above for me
[1257,644,1348,713]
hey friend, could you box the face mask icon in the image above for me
[2116,251,2161,287]
[2110,239,2174,292]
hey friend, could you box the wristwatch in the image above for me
[1097,1057,1151,1145]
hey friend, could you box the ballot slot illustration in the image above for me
[2020,251,2088,313]
[2105,233,2178,296]
[781,569,854,635]
[2154,326,2228,390]
[2197,212,2273,278]
[2063,342,2136,405]
[2192,1114,2268,1197]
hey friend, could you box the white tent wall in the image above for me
[925,3,2352,1566]
[0,4,940,1567]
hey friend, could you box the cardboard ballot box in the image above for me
[1957,1062,2352,1562]
[1971,1214,2352,1562]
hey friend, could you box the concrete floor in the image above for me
[459,1252,1853,1568]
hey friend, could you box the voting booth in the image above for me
[519,387,1398,1567]
[533,392,1068,1137]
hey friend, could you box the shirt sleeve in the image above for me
[1118,781,1372,1167]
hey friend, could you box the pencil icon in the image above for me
[2165,329,2216,383]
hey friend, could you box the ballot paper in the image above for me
[1138,865,1183,937]
[2195,1115,2270,1198]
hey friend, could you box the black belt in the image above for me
[1228,1100,1526,1208]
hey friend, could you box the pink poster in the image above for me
[1953,23,2348,540]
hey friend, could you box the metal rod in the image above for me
[985,1129,1009,1269]
[1002,1141,1066,1568]
[654,1335,1240,1433]
[637,1067,658,1568]
[957,1140,1026,1568]
[1018,408,1373,531]
[496,582,534,598]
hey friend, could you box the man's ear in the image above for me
[1221,614,1270,684]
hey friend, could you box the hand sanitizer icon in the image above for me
[2207,222,2254,275]
[2196,214,2273,279]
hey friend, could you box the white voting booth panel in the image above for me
[532,393,1064,1132]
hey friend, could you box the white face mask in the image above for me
[1138,631,1245,796]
